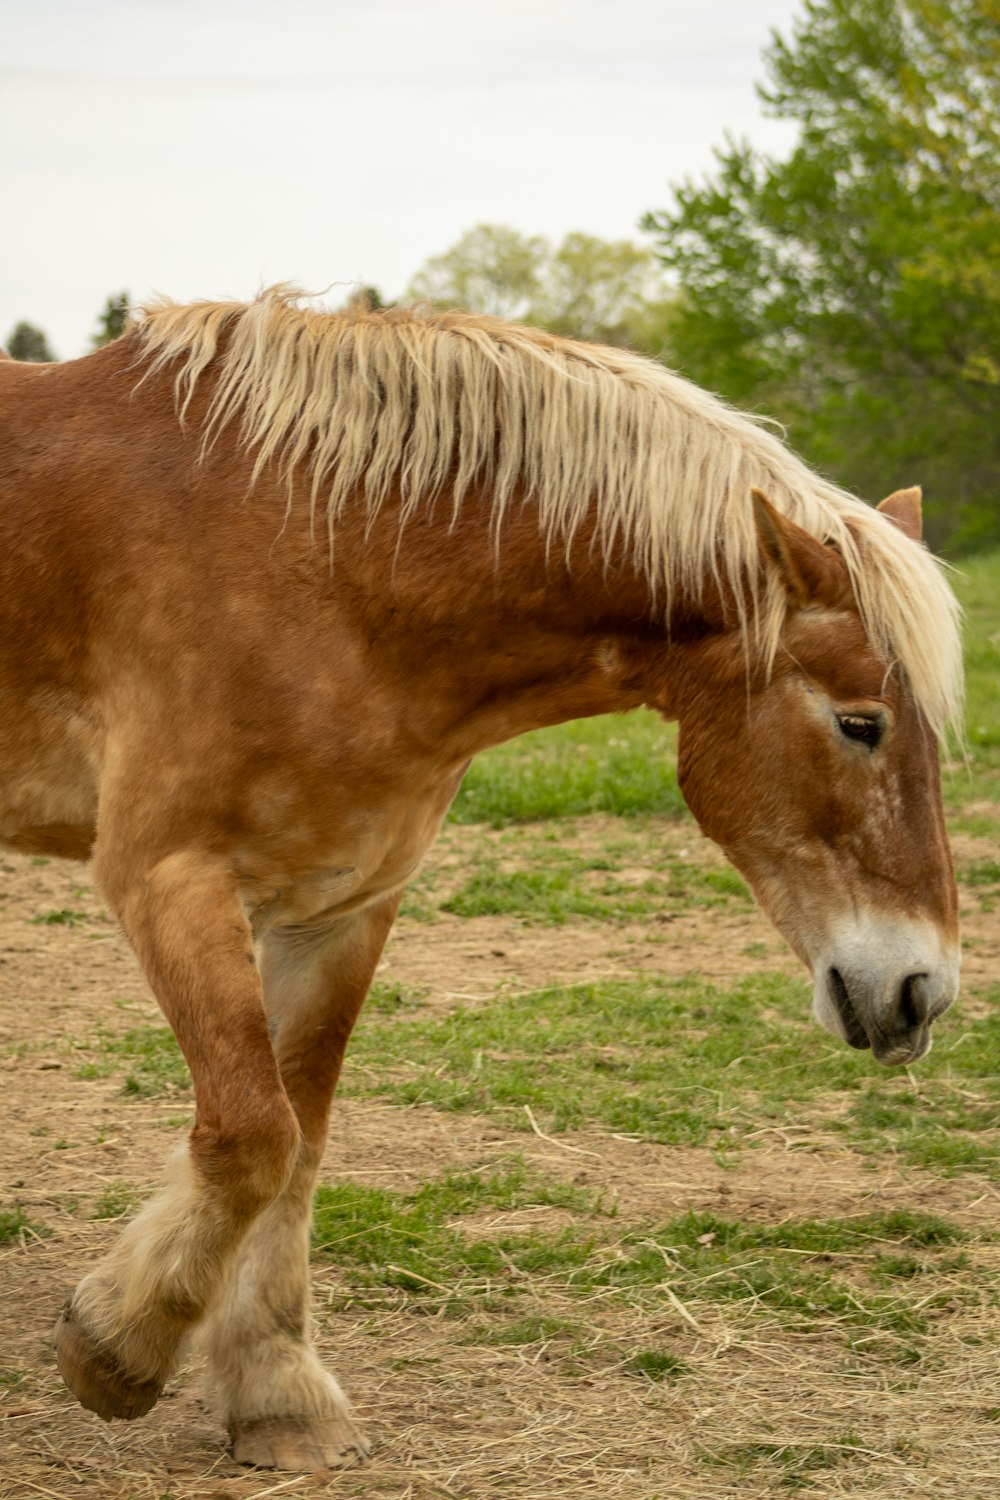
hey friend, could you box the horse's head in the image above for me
[673,487,959,1066]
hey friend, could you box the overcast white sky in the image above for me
[2,0,804,357]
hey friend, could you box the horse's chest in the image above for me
[241,831,432,939]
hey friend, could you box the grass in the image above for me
[0,1206,49,1245]
[450,712,684,827]
[626,1349,688,1382]
[400,821,752,924]
[312,1158,603,1296]
[310,1160,982,1363]
[72,1024,190,1097]
[440,849,749,924]
[0,1207,31,1245]
[944,550,1000,819]
[365,979,431,1014]
[91,1182,139,1219]
[28,907,88,927]
[343,973,1000,1173]
[700,1433,865,1485]
[477,1314,582,1347]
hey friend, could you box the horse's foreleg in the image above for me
[201,895,399,1470]
[56,848,300,1422]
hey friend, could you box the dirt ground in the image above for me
[1,820,998,1499]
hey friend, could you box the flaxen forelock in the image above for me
[135,285,963,738]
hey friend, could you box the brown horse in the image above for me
[0,289,962,1470]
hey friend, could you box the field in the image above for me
[1,554,998,1500]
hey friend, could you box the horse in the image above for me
[0,288,962,1471]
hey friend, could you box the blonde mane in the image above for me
[135,286,963,737]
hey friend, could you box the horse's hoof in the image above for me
[229,1413,371,1470]
[55,1302,162,1421]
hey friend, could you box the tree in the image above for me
[642,0,1000,550]
[343,285,388,313]
[405,224,676,354]
[6,321,55,362]
[406,225,547,321]
[91,292,131,348]
[529,232,676,352]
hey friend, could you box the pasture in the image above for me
[1,550,998,1500]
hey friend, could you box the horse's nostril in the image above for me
[898,971,930,1030]
[828,967,870,1050]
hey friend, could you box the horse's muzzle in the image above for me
[813,924,959,1066]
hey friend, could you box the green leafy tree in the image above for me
[6,321,55,362]
[406,224,676,353]
[529,232,676,352]
[406,224,547,321]
[90,292,131,348]
[642,0,1000,550]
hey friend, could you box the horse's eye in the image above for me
[837,713,883,750]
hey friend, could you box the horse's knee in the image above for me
[190,1098,301,1216]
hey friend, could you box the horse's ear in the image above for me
[877,487,922,542]
[751,487,839,608]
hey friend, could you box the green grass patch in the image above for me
[701,1433,863,1483]
[72,1025,189,1098]
[65,970,999,1174]
[659,1207,964,1255]
[91,1182,138,1219]
[871,1249,969,1283]
[626,1348,688,1381]
[582,1211,958,1347]
[365,980,431,1014]
[310,1165,977,1361]
[29,908,88,927]
[312,1158,603,1296]
[443,864,633,923]
[0,1206,49,1244]
[477,1313,581,1346]
[944,550,1000,815]
[73,1059,115,1081]
[0,1206,30,1244]
[344,972,1000,1172]
[450,712,684,827]
[440,850,749,924]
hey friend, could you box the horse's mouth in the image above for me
[828,966,934,1065]
[828,967,871,1051]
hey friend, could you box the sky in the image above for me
[2,0,804,357]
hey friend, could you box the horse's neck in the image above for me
[332,498,683,755]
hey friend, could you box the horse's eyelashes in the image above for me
[837,713,883,749]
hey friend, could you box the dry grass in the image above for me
[3,1250,999,1499]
